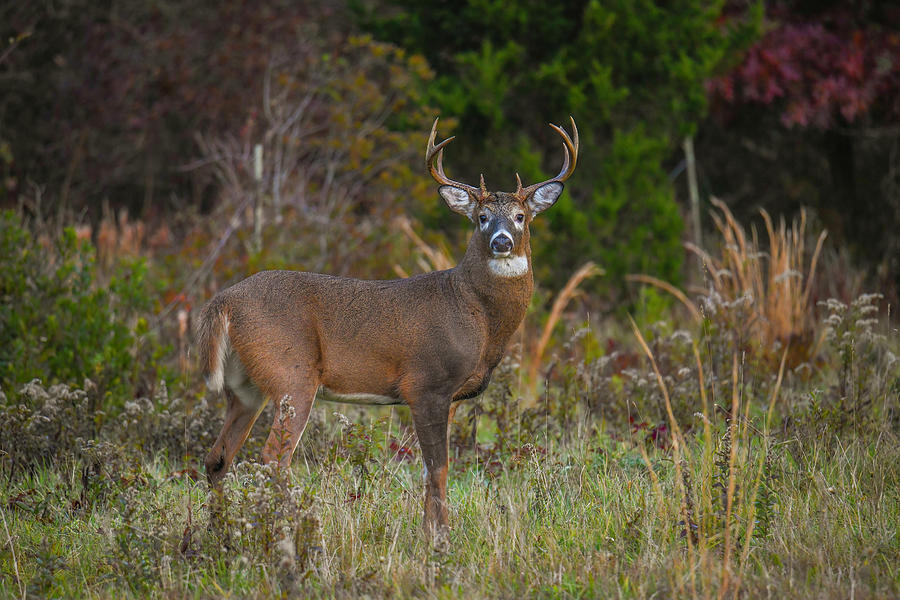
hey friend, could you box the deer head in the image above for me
[426,117,579,276]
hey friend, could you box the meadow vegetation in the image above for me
[1,203,898,599]
[3,1,900,597]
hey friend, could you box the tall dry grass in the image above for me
[681,199,828,364]
[630,316,791,600]
[525,261,603,403]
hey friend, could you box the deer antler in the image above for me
[426,118,486,200]
[515,116,579,200]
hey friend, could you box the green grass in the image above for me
[2,411,898,599]
[1,290,898,599]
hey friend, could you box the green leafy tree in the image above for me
[353,0,760,297]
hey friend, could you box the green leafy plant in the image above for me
[0,211,162,403]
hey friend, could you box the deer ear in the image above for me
[526,182,564,216]
[439,185,477,220]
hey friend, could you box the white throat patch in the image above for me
[488,255,529,278]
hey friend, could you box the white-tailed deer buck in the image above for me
[197,117,578,537]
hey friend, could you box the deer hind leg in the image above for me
[205,386,266,487]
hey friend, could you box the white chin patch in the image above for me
[488,255,529,278]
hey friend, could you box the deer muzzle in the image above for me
[489,231,513,256]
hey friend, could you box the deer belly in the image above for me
[316,386,405,406]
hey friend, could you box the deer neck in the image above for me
[452,233,534,347]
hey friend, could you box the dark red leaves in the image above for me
[630,415,671,450]
[389,440,416,462]
[709,14,900,129]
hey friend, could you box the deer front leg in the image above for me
[410,395,452,540]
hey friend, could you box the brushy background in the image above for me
[1,1,899,598]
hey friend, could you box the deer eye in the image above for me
[515,213,525,223]
[479,214,488,224]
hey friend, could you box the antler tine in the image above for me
[426,118,482,198]
[516,116,579,199]
[425,118,453,163]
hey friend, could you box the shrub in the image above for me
[788,294,900,440]
[0,379,98,479]
[0,211,162,403]
[0,378,222,481]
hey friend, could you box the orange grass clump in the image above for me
[686,198,827,364]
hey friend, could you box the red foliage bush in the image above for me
[709,5,900,128]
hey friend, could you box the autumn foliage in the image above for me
[709,6,900,128]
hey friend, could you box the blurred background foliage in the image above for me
[351,0,761,292]
[703,0,900,295]
[2,0,900,403]
[0,210,163,402]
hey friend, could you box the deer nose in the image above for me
[490,233,513,255]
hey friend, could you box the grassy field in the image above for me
[2,298,899,599]
[1,406,898,598]
[1,207,899,598]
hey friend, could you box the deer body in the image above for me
[201,245,531,408]
[198,118,577,537]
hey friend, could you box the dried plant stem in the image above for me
[626,273,702,321]
[732,347,789,599]
[718,352,741,600]
[393,216,454,272]
[692,341,715,600]
[525,262,603,403]
[628,316,685,454]
[1,504,25,600]
[802,230,828,309]
[636,441,666,522]
[629,317,697,597]
[692,343,713,447]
